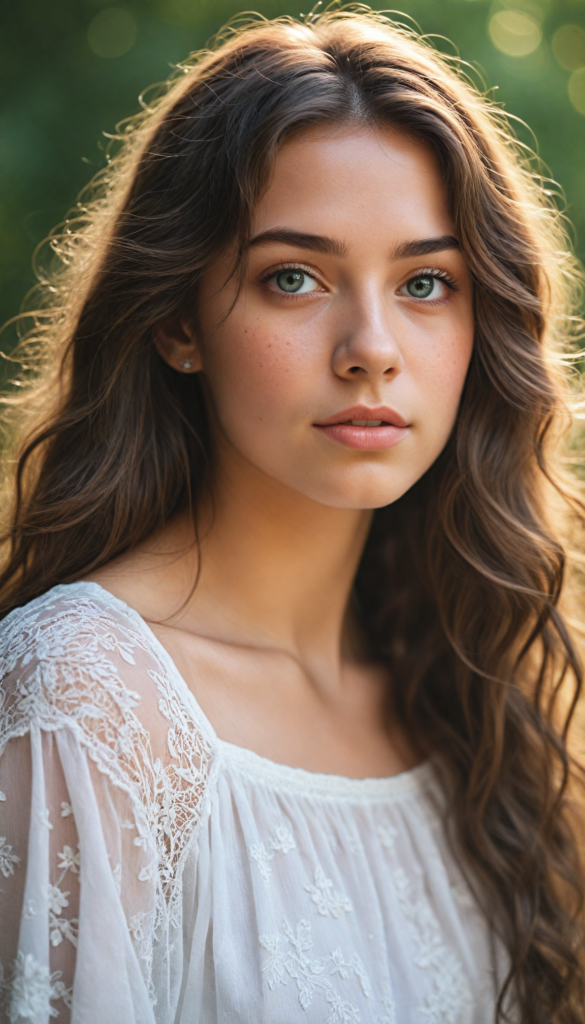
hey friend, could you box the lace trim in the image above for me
[219,740,436,802]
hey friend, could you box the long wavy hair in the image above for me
[1,8,585,1020]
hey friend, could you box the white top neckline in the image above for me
[76,579,431,798]
[217,738,435,801]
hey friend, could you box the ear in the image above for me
[154,317,203,374]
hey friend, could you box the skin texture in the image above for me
[88,126,474,778]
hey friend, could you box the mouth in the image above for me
[313,406,410,451]
[339,418,388,427]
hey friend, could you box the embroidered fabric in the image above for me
[0,582,504,1023]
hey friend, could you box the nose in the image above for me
[331,288,404,380]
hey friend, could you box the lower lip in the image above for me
[315,424,410,450]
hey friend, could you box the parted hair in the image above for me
[2,8,585,1020]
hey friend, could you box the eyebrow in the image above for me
[246,228,460,261]
[391,235,460,260]
[247,229,348,258]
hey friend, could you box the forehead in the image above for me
[252,125,454,245]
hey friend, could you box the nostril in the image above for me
[349,366,361,374]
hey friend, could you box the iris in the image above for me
[276,270,305,293]
[407,276,434,298]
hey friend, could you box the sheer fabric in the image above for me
[0,582,503,1023]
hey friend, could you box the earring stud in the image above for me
[181,359,193,370]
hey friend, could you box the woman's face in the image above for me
[187,126,474,509]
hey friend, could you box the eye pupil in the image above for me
[277,271,304,293]
[407,276,434,298]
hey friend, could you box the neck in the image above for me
[180,440,372,679]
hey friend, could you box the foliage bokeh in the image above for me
[1,0,584,349]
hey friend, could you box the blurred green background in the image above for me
[1,0,584,348]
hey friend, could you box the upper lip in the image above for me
[315,405,410,428]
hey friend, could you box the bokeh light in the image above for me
[489,10,542,57]
[87,8,137,59]
[552,25,585,72]
[568,68,585,116]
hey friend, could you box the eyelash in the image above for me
[259,263,319,290]
[408,267,459,295]
[259,263,459,297]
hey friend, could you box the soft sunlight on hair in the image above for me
[2,8,585,1020]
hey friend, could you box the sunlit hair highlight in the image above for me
[2,8,585,1020]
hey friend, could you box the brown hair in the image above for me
[2,9,585,1020]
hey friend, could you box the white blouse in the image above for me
[0,582,504,1024]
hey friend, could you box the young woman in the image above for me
[0,8,584,1023]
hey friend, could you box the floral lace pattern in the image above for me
[0,837,20,878]
[48,844,80,949]
[376,987,397,1024]
[255,818,388,1019]
[8,951,72,1022]
[304,867,353,919]
[0,585,216,1014]
[249,820,296,882]
[391,866,473,1023]
[260,918,368,1023]
[0,588,214,915]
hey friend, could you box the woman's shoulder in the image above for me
[0,581,215,769]
[1,578,149,648]
[0,581,158,704]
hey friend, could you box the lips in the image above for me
[315,405,409,428]
[314,405,410,451]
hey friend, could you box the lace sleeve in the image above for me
[0,585,216,1023]
[0,728,80,1023]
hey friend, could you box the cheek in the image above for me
[410,315,474,425]
[202,317,320,429]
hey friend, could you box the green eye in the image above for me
[407,276,435,299]
[276,270,305,293]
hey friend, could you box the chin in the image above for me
[321,492,410,511]
[298,470,418,511]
